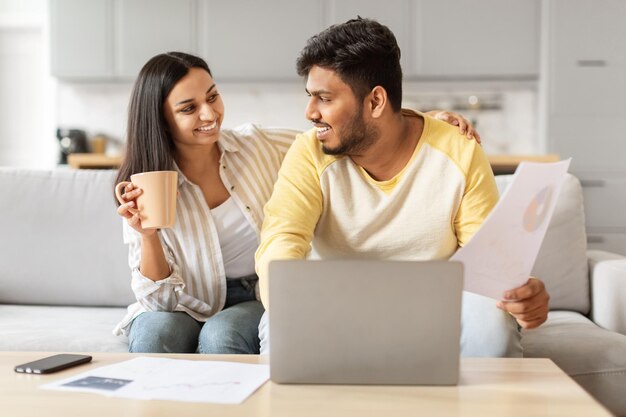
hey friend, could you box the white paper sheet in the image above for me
[451,160,571,300]
[41,357,269,404]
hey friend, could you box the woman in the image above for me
[113,52,479,354]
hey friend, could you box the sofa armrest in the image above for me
[588,250,626,335]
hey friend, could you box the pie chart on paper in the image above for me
[523,186,553,232]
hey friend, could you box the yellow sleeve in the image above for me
[454,143,499,247]
[255,132,324,308]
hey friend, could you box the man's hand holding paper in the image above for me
[451,160,571,329]
[497,277,550,329]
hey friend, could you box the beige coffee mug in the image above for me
[115,171,178,229]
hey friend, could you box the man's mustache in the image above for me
[310,119,331,128]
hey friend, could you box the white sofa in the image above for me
[0,168,131,352]
[1,167,625,416]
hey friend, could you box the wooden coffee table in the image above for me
[1,352,612,417]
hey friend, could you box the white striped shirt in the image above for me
[113,123,297,336]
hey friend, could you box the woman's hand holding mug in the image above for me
[115,171,178,234]
[115,182,155,235]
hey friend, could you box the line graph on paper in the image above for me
[42,357,270,404]
[138,378,242,394]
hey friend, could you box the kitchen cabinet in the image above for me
[548,0,626,116]
[50,0,543,81]
[542,0,626,255]
[550,66,626,116]
[547,115,625,173]
[412,0,540,78]
[49,0,197,80]
[544,0,626,173]
[571,174,626,255]
[113,0,197,78]
[199,0,325,81]
[313,0,541,80]
[580,177,626,230]
[49,0,112,78]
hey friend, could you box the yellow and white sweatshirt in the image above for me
[256,110,498,307]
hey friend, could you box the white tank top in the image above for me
[210,197,258,278]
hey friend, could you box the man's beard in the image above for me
[321,110,379,156]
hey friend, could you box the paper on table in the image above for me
[451,160,571,300]
[41,357,269,404]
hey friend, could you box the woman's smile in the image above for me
[196,121,218,134]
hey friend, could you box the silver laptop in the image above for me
[268,259,463,385]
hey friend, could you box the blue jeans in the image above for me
[259,291,522,357]
[128,276,264,354]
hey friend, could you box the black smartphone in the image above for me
[14,354,92,374]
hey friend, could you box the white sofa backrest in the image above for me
[0,168,590,313]
[0,168,134,307]
[495,173,589,314]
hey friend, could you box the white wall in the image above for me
[0,0,57,168]
[54,81,314,157]
[0,0,43,17]
[0,27,43,166]
[55,80,537,157]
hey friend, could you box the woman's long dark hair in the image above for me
[114,52,212,204]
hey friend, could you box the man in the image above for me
[256,18,549,357]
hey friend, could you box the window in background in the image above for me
[0,0,54,168]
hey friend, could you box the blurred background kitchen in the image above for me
[0,0,624,254]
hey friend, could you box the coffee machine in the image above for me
[57,128,89,164]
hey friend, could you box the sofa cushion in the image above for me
[495,173,589,313]
[0,168,134,307]
[0,305,128,352]
[522,310,626,417]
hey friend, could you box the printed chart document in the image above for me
[41,357,269,404]
[451,160,571,300]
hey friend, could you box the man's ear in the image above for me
[368,86,387,119]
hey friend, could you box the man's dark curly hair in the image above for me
[296,17,403,112]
